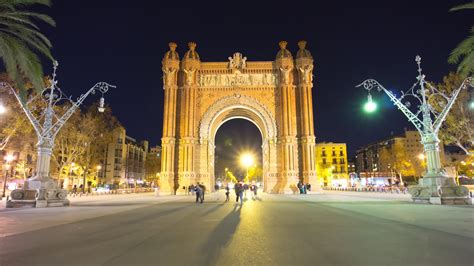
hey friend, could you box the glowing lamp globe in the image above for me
[240,154,254,168]
[0,103,6,114]
[364,95,377,113]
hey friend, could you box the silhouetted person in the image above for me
[225,184,230,202]
[198,183,206,202]
[194,184,203,203]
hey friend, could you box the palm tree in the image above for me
[0,0,55,100]
[448,2,474,77]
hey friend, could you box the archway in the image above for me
[214,119,263,189]
[199,95,278,193]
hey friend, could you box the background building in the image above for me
[355,129,445,185]
[315,142,348,187]
[102,127,148,188]
[145,145,162,186]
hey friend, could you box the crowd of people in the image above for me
[186,181,259,206]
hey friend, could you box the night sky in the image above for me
[41,0,471,157]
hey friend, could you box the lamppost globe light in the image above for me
[97,165,102,170]
[240,153,254,168]
[4,154,15,163]
[364,94,377,113]
[418,153,425,160]
[0,103,6,114]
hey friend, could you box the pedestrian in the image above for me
[72,185,77,195]
[194,184,203,203]
[235,182,240,203]
[237,183,244,207]
[252,184,258,197]
[243,183,248,199]
[225,184,230,202]
[297,181,303,194]
[190,184,195,195]
[198,183,206,203]
[306,183,311,192]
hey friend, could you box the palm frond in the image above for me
[450,3,474,12]
[0,0,54,96]
[448,30,474,64]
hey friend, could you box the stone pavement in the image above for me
[0,191,473,265]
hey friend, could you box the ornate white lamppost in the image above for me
[1,61,115,207]
[358,56,473,204]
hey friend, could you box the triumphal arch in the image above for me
[160,41,317,194]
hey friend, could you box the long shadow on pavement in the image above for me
[202,204,242,265]
[200,202,225,216]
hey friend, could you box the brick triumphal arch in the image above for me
[160,41,317,194]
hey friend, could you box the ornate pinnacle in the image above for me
[169,42,177,51]
[279,41,288,49]
[188,42,197,51]
[297,40,307,50]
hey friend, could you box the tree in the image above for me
[449,2,474,77]
[429,73,473,154]
[0,0,55,100]
[0,74,35,150]
[14,159,31,179]
[246,165,262,182]
[145,152,160,184]
[378,140,417,182]
[76,103,120,191]
[52,102,121,189]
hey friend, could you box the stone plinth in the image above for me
[409,175,472,205]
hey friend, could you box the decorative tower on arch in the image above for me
[275,41,300,193]
[160,42,180,193]
[296,40,318,188]
[178,42,201,190]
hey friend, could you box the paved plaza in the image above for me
[0,191,473,266]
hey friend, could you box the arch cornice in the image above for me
[199,94,277,142]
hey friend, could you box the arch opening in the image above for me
[214,119,263,189]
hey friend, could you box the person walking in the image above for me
[251,183,257,198]
[237,183,244,207]
[225,184,230,202]
[194,184,203,203]
[235,182,240,203]
[243,183,248,199]
[198,183,206,203]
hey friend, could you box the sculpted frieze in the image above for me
[199,72,277,87]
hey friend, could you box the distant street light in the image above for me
[2,154,16,198]
[0,102,6,114]
[417,154,425,161]
[240,153,254,181]
[357,55,473,204]
[96,165,102,184]
[363,94,377,113]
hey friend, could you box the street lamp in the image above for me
[0,61,115,207]
[240,153,254,181]
[0,102,6,114]
[363,94,377,113]
[2,154,16,198]
[357,55,473,204]
[96,165,102,185]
